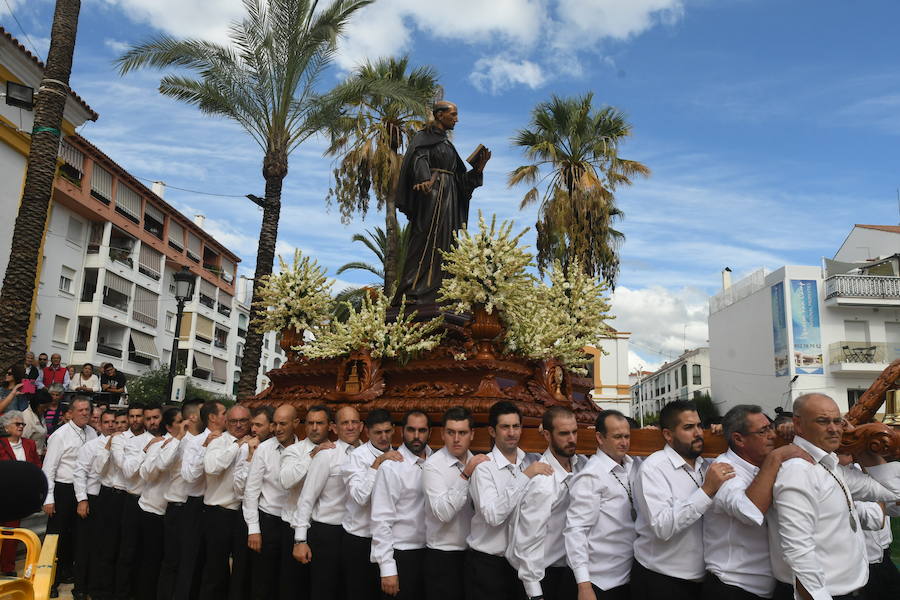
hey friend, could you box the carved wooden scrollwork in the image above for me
[325,348,385,404]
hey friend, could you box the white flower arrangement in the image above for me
[437,211,535,315]
[252,249,334,334]
[303,290,444,362]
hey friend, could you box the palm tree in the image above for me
[115,0,373,400]
[508,92,650,287]
[0,0,85,369]
[332,223,409,321]
[324,56,438,294]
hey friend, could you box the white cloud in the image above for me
[554,0,684,45]
[99,0,244,43]
[469,56,546,94]
[104,38,132,53]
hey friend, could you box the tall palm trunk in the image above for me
[382,132,403,295]
[237,150,285,400]
[0,0,81,369]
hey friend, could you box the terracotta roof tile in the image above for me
[856,224,900,234]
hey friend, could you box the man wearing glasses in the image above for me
[701,405,810,600]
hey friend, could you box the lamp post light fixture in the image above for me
[4,81,35,110]
[167,266,196,402]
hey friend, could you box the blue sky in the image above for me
[4,0,900,371]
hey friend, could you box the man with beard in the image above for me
[631,400,734,600]
[566,410,639,600]
[371,409,434,599]
[292,406,363,600]
[341,408,402,600]
[507,406,583,600]
[466,401,551,600]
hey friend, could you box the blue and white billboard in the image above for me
[790,279,824,375]
[771,282,789,376]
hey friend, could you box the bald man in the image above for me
[199,405,252,600]
[293,406,363,600]
[769,393,900,600]
[243,404,299,600]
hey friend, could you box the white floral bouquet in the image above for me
[303,289,444,362]
[437,211,535,315]
[252,249,333,334]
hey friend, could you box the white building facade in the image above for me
[585,330,632,416]
[629,347,712,421]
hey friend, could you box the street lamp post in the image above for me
[167,266,196,402]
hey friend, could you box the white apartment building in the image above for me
[629,347,712,421]
[584,329,632,416]
[708,224,900,415]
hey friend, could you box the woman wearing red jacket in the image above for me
[0,409,41,575]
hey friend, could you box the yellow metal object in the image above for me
[0,529,58,600]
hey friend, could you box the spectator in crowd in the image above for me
[67,365,76,381]
[22,390,50,455]
[43,384,66,435]
[37,353,69,390]
[23,352,40,381]
[37,353,48,370]
[89,405,102,433]
[100,363,128,404]
[0,409,41,576]
[1,363,27,413]
[70,363,101,394]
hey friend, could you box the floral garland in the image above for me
[303,290,444,362]
[252,249,333,334]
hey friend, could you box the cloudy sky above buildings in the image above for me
[4,0,900,372]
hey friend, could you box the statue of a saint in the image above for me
[392,101,491,307]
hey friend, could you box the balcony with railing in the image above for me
[828,340,900,375]
[824,274,900,307]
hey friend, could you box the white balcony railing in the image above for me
[825,274,900,301]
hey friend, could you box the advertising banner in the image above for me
[790,280,824,375]
[771,282,789,376]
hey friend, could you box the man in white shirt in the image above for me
[137,407,185,600]
[857,498,900,598]
[566,409,638,600]
[72,408,115,600]
[466,400,551,600]
[371,409,433,599]
[156,399,204,600]
[199,403,252,600]
[114,402,161,600]
[769,393,900,600]
[508,406,582,600]
[632,399,734,600]
[42,395,97,596]
[292,406,363,600]
[243,404,298,600]
[278,404,332,600]
[342,408,401,600]
[702,405,811,600]
[423,406,488,600]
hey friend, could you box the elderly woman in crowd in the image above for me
[0,409,41,575]
[70,363,101,395]
[22,389,51,455]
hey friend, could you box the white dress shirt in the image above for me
[565,451,638,592]
[467,446,537,556]
[73,434,107,502]
[243,436,295,534]
[342,440,385,538]
[279,437,316,527]
[370,443,433,577]
[203,431,248,510]
[118,430,152,496]
[769,435,900,600]
[22,406,47,454]
[160,437,189,504]
[180,428,212,498]
[507,449,583,596]
[139,434,178,515]
[43,421,97,504]
[702,449,772,598]
[94,430,134,490]
[294,439,358,541]
[855,501,890,564]
[633,444,711,582]
[423,446,473,551]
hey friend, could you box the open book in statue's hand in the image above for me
[466,144,487,166]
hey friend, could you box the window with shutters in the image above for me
[199,279,216,309]
[109,227,136,267]
[692,364,701,385]
[144,203,164,239]
[192,351,212,379]
[66,216,84,245]
[214,327,228,349]
[138,244,162,280]
[168,220,185,251]
[87,221,104,254]
[90,164,113,204]
[103,272,131,312]
[58,140,84,184]
[211,357,227,383]
[53,315,70,343]
[187,233,202,262]
[195,315,214,343]
[221,258,235,283]
[133,286,159,327]
[59,266,76,294]
[237,313,248,338]
[217,291,232,317]
[115,184,142,223]
[165,312,175,333]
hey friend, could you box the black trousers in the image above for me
[630,560,702,600]
[173,496,205,600]
[138,511,165,600]
[591,583,631,599]
[464,548,524,600]
[702,571,766,600]
[865,550,900,599]
[309,521,344,600]
[343,531,380,600]
[115,493,143,600]
[391,548,425,600]
[73,493,100,596]
[249,510,283,600]
[542,565,577,600]
[96,486,126,600]
[46,481,77,586]
[157,501,184,600]
[199,504,249,600]
[424,548,465,600]
[772,581,793,600]
[279,519,308,600]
